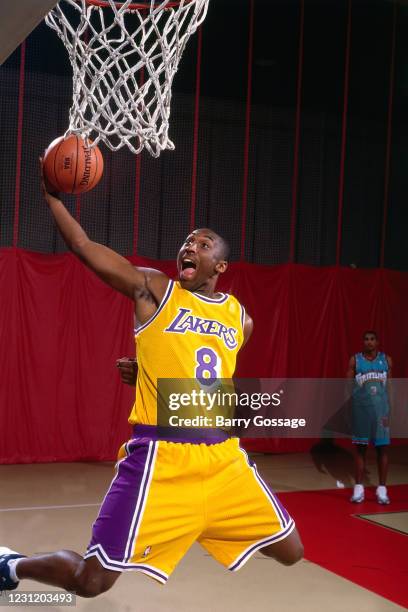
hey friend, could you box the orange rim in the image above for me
[85,0,192,9]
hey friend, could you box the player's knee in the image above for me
[269,543,303,566]
[261,534,304,566]
[74,576,113,598]
[376,444,388,455]
[73,562,118,598]
[278,542,304,566]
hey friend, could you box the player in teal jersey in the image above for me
[347,331,392,504]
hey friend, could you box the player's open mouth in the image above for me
[180,258,197,280]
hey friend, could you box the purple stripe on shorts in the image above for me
[85,544,168,582]
[132,424,230,444]
[239,447,291,526]
[253,464,291,526]
[229,520,295,572]
[87,440,154,563]
[124,442,156,562]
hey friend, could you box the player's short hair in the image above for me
[217,235,230,262]
[193,228,230,262]
[363,330,378,340]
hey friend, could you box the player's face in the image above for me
[363,334,378,352]
[177,230,227,290]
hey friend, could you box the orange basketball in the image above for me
[43,134,104,194]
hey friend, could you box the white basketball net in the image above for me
[45,0,209,156]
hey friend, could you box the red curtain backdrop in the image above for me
[1,247,407,463]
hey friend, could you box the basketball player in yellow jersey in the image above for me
[0,168,303,598]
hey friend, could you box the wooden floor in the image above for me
[0,446,407,611]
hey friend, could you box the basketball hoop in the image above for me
[45,0,209,156]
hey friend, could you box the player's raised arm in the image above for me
[40,159,169,318]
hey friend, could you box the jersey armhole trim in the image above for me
[134,280,174,336]
[240,304,246,338]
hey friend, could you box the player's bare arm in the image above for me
[386,355,393,378]
[242,313,254,347]
[40,159,169,324]
[386,355,393,414]
[346,355,356,378]
[345,355,356,399]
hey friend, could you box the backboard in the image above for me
[0,0,58,65]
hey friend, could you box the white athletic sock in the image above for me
[7,559,21,583]
[354,484,364,494]
[377,485,387,496]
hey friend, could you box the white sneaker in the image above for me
[350,484,364,503]
[0,547,26,592]
[376,485,390,505]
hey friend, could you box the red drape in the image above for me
[1,247,407,463]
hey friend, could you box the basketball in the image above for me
[43,134,104,194]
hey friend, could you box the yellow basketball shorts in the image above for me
[85,427,295,583]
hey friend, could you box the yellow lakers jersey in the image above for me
[128,281,245,425]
